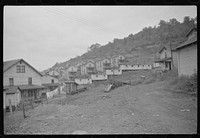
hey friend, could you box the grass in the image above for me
[164,72,197,95]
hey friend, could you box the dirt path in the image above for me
[4,81,197,134]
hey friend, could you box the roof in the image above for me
[42,83,60,87]
[158,47,167,53]
[4,86,20,94]
[3,59,42,76]
[17,85,47,90]
[154,57,172,62]
[186,27,197,37]
[63,81,78,85]
[175,36,197,50]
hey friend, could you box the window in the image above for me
[16,65,21,73]
[28,77,32,85]
[16,65,25,73]
[51,79,54,83]
[21,65,25,73]
[9,78,14,86]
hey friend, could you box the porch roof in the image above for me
[17,85,47,90]
[154,57,172,62]
[4,86,20,94]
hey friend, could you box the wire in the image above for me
[41,7,120,35]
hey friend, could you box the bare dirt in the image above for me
[4,81,197,134]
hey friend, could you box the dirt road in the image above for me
[4,81,197,134]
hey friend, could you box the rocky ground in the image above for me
[4,79,197,134]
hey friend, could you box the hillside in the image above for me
[42,16,196,73]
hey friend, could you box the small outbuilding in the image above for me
[63,81,78,94]
[4,86,21,112]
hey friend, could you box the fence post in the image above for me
[8,99,12,113]
[31,98,34,109]
[22,100,26,118]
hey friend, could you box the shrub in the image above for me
[165,72,197,95]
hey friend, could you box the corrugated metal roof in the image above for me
[175,36,197,50]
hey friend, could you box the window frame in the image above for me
[21,65,25,73]
[9,78,14,86]
[16,65,21,73]
[28,77,32,85]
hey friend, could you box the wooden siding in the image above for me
[5,90,21,107]
[41,75,59,84]
[4,61,42,86]
[178,43,197,76]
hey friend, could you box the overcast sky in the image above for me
[3,6,196,71]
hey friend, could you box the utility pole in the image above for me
[170,41,174,70]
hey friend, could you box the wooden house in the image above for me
[91,74,108,81]
[174,27,197,76]
[154,46,172,71]
[3,59,47,101]
[106,69,122,75]
[80,61,96,75]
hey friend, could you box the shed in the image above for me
[174,27,197,76]
[4,86,21,110]
[63,81,78,94]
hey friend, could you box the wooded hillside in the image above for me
[43,16,197,73]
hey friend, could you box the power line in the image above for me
[41,7,119,35]
[53,7,120,34]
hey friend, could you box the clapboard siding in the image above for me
[4,61,42,86]
[178,43,197,76]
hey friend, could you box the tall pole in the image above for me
[170,41,174,70]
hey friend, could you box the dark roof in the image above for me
[18,85,47,90]
[4,86,20,94]
[42,83,60,87]
[175,36,197,50]
[3,59,42,76]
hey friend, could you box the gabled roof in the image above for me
[186,27,197,37]
[175,36,197,50]
[3,59,42,76]
[158,46,167,53]
[4,59,21,72]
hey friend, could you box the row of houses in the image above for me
[153,27,197,76]
[56,54,153,84]
[3,59,59,112]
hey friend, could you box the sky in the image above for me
[3,6,197,71]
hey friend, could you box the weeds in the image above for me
[165,72,197,95]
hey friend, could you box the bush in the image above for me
[165,72,197,95]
